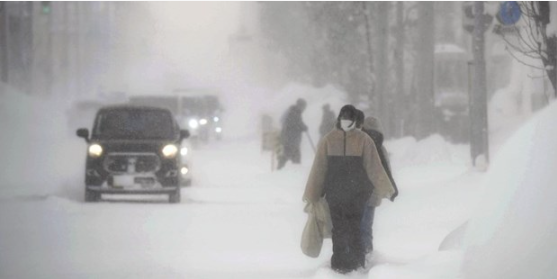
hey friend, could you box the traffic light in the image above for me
[462,2,475,33]
[462,1,494,34]
[41,1,51,14]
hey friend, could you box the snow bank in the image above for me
[386,135,470,168]
[487,60,533,157]
[0,87,83,198]
[461,100,557,279]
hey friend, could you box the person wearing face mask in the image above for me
[303,105,395,274]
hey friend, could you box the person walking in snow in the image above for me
[277,98,308,170]
[303,104,395,273]
[357,113,399,258]
[319,103,336,139]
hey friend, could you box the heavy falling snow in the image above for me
[1,2,557,279]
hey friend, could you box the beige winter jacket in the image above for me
[303,128,395,205]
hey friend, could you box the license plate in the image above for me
[112,175,134,187]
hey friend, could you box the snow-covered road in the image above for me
[0,136,484,279]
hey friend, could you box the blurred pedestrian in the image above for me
[277,98,308,169]
[358,114,399,261]
[303,104,395,274]
[319,103,336,139]
[355,109,365,130]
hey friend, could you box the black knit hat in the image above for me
[336,104,357,129]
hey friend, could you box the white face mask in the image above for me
[340,120,355,131]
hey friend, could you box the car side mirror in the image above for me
[76,128,90,142]
[180,129,190,140]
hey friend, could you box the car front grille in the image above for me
[103,152,161,174]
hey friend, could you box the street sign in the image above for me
[497,1,521,26]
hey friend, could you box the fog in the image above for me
[107,2,245,92]
[1,2,557,279]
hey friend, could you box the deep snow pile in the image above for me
[0,87,83,198]
[461,100,557,279]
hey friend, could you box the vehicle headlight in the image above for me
[88,144,103,157]
[215,127,222,133]
[180,147,188,156]
[199,118,208,125]
[189,119,199,129]
[181,167,189,175]
[213,116,219,122]
[162,144,178,158]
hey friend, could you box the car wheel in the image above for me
[85,189,100,202]
[181,179,192,187]
[169,188,181,204]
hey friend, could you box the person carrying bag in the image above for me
[301,198,332,258]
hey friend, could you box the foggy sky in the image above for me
[114,2,245,93]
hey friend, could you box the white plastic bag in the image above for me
[301,198,332,257]
[301,211,323,258]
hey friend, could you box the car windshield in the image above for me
[93,109,175,140]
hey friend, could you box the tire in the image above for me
[85,189,100,202]
[169,188,181,204]
[181,179,192,187]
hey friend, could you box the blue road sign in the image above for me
[498,1,522,26]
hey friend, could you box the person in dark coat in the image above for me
[357,113,399,258]
[303,105,395,273]
[277,98,308,169]
[319,103,336,139]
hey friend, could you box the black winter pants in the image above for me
[328,202,366,273]
[277,145,301,169]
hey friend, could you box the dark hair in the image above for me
[336,104,357,129]
[355,109,365,128]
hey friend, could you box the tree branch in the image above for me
[506,46,547,70]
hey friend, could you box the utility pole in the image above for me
[61,2,69,97]
[415,2,435,139]
[8,2,33,94]
[394,1,405,137]
[66,2,78,97]
[375,1,389,137]
[32,1,53,96]
[362,2,374,109]
[49,1,68,97]
[470,1,489,166]
[0,2,8,84]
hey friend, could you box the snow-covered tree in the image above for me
[500,2,557,95]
